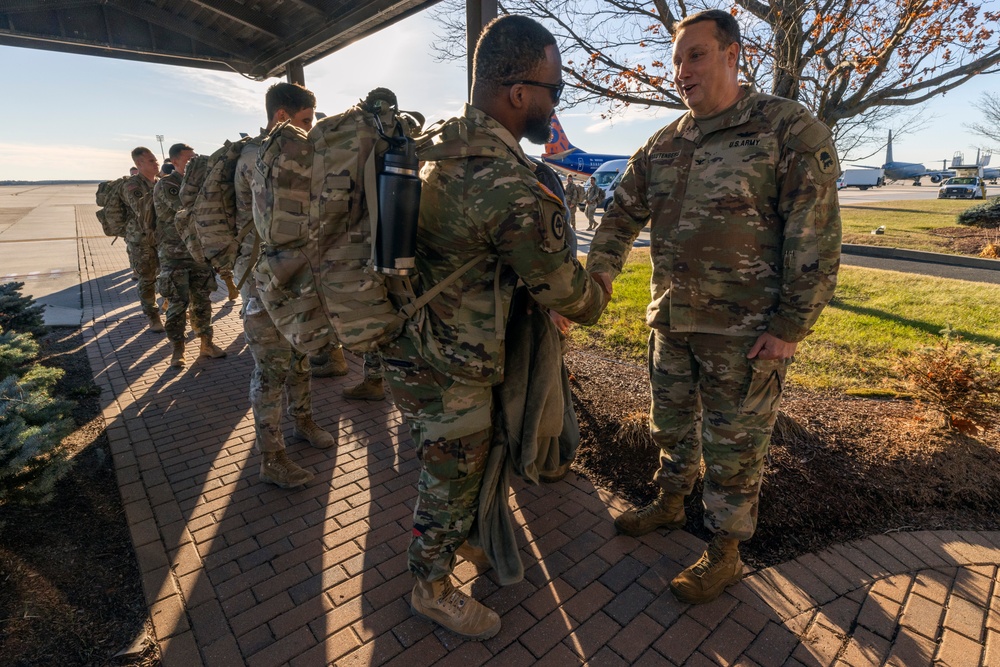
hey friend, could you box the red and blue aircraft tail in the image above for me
[544,114,577,158]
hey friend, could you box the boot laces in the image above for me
[435,581,470,615]
[635,496,668,519]
[691,541,726,578]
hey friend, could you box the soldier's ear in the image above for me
[508,83,527,110]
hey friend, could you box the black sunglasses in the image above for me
[502,80,565,104]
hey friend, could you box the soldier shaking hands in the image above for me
[588,9,842,605]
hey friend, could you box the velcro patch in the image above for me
[816,144,837,175]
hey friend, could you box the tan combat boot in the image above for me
[259,450,314,488]
[342,378,385,401]
[293,416,335,449]
[147,312,165,333]
[198,335,227,359]
[224,274,239,302]
[670,535,744,604]
[614,490,686,537]
[169,340,185,368]
[410,576,500,640]
[310,347,349,377]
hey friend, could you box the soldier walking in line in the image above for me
[379,15,609,640]
[123,147,163,332]
[152,143,228,368]
[564,174,581,229]
[588,9,842,605]
[216,83,337,487]
[584,175,601,230]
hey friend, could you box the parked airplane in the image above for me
[856,131,952,184]
[542,115,630,175]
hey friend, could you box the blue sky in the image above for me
[1,10,998,181]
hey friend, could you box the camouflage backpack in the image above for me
[176,138,252,266]
[253,90,508,357]
[95,176,129,237]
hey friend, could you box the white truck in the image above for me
[838,168,885,190]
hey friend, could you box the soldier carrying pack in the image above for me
[95,176,129,238]
[176,137,253,267]
[254,87,495,357]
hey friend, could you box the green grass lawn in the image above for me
[840,198,992,254]
[574,249,1000,391]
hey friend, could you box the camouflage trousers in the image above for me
[649,329,789,541]
[381,333,493,582]
[243,297,311,453]
[567,205,578,230]
[157,263,214,342]
[125,235,159,317]
[585,203,598,228]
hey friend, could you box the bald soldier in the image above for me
[380,15,609,639]
[589,9,841,604]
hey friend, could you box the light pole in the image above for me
[156,135,165,160]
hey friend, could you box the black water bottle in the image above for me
[375,135,421,276]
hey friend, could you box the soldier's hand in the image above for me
[549,311,572,334]
[747,333,797,360]
[592,271,613,297]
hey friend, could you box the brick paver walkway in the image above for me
[72,200,1000,667]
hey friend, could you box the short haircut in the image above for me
[265,83,316,120]
[472,15,557,97]
[673,9,741,48]
[131,146,153,161]
[168,143,193,160]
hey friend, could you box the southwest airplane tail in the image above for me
[544,113,577,158]
[541,114,629,175]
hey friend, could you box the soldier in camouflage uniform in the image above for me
[583,176,602,230]
[588,10,841,605]
[564,175,581,229]
[123,147,163,332]
[225,83,335,487]
[152,143,228,369]
[380,16,609,640]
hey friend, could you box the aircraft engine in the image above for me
[930,175,943,183]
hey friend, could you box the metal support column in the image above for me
[466,0,497,94]
[286,59,305,85]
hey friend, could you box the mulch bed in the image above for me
[927,226,999,255]
[0,328,158,667]
[2,331,999,663]
[567,347,1000,570]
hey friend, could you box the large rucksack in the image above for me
[254,87,504,358]
[95,176,129,237]
[176,137,252,266]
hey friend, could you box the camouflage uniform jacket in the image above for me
[409,103,607,386]
[564,180,582,208]
[122,173,157,243]
[152,171,201,267]
[587,86,842,343]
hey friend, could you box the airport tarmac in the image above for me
[2,183,997,328]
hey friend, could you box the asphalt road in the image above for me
[576,180,1000,284]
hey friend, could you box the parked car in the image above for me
[938,176,987,199]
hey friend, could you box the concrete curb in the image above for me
[842,243,1000,270]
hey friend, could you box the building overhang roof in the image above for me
[0,0,442,80]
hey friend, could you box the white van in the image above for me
[591,159,629,210]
